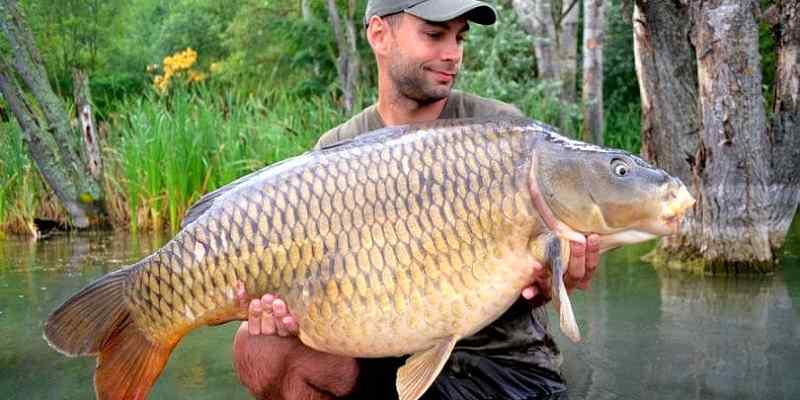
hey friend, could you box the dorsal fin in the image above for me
[179,167,266,229]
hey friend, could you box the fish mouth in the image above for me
[659,184,695,233]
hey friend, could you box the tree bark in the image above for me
[72,68,102,180]
[768,0,800,250]
[513,0,578,133]
[0,0,103,229]
[638,0,785,273]
[557,0,579,106]
[512,0,557,80]
[634,0,702,270]
[325,0,360,114]
[688,0,773,270]
[581,0,606,145]
[633,0,700,192]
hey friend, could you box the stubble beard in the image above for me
[389,53,456,105]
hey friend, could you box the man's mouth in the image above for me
[428,69,456,83]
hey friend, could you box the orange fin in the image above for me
[94,318,177,400]
[43,267,178,399]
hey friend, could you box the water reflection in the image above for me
[557,241,800,400]
[0,231,249,400]
[1,227,799,399]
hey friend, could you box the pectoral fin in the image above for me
[546,237,581,343]
[397,335,459,400]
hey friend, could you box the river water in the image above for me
[1,220,798,399]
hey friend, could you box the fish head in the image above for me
[531,132,695,244]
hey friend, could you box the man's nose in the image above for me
[441,38,462,63]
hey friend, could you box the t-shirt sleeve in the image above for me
[314,108,376,150]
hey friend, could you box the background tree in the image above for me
[326,0,360,114]
[637,0,798,272]
[581,0,606,144]
[767,0,800,250]
[512,0,580,133]
[0,0,103,229]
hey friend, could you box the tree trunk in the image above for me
[633,0,700,192]
[688,0,773,270]
[512,0,558,80]
[638,0,783,273]
[557,0,579,105]
[72,68,102,180]
[634,0,702,270]
[768,0,800,250]
[325,0,360,114]
[0,0,103,229]
[581,0,606,145]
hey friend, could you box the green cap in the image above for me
[364,0,497,27]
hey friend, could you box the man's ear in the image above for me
[366,15,393,56]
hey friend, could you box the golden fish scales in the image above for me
[44,118,696,400]
[127,120,542,357]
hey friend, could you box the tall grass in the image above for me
[106,86,344,232]
[0,121,62,237]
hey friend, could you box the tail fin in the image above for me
[44,268,178,400]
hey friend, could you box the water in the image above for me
[1,222,799,399]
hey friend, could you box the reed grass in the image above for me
[105,86,343,232]
[1,82,639,237]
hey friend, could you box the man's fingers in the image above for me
[568,240,587,281]
[522,286,537,300]
[283,316,299,334]
[248,299,262,336]
[261,296,276,335]
[586,234,600,274]
[273,299,289,336]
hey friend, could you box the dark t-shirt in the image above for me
[317,91,567,400]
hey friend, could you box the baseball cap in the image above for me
[364,0,497,27]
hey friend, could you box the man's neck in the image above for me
[375,87,449,127]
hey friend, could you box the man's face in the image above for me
[385,14,469,104]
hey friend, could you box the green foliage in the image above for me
[156,0,236,65]
[0,120,42,235]
[459,3,579,133]
[217,0,340,97]
[106,85,343,232]
[603,0,641,152]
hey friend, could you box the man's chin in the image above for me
[416,84,453,104]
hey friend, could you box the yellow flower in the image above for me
[151,48,205,93]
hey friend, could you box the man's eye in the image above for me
[426,32,443,39]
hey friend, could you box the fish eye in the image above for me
[611,159,630,177]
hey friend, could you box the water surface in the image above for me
[1,221,799,399]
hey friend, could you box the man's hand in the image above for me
[235,281,298,337]
[233,281,357,399]
[521,234,600,306]
[564,233,600,290]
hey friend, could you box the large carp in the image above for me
[44,118,694,400]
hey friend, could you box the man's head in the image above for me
[365,0,497,104]
[364,0,497,27]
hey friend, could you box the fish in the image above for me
[43,118,695,400]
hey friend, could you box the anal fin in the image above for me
[396,335,459,400]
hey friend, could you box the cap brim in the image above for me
[405,0,497,25]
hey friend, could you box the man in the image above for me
[233,1,600,399]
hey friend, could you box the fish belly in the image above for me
[292,248,535,357]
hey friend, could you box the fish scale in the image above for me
[44,118,697,400]
[127,120,530,354]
